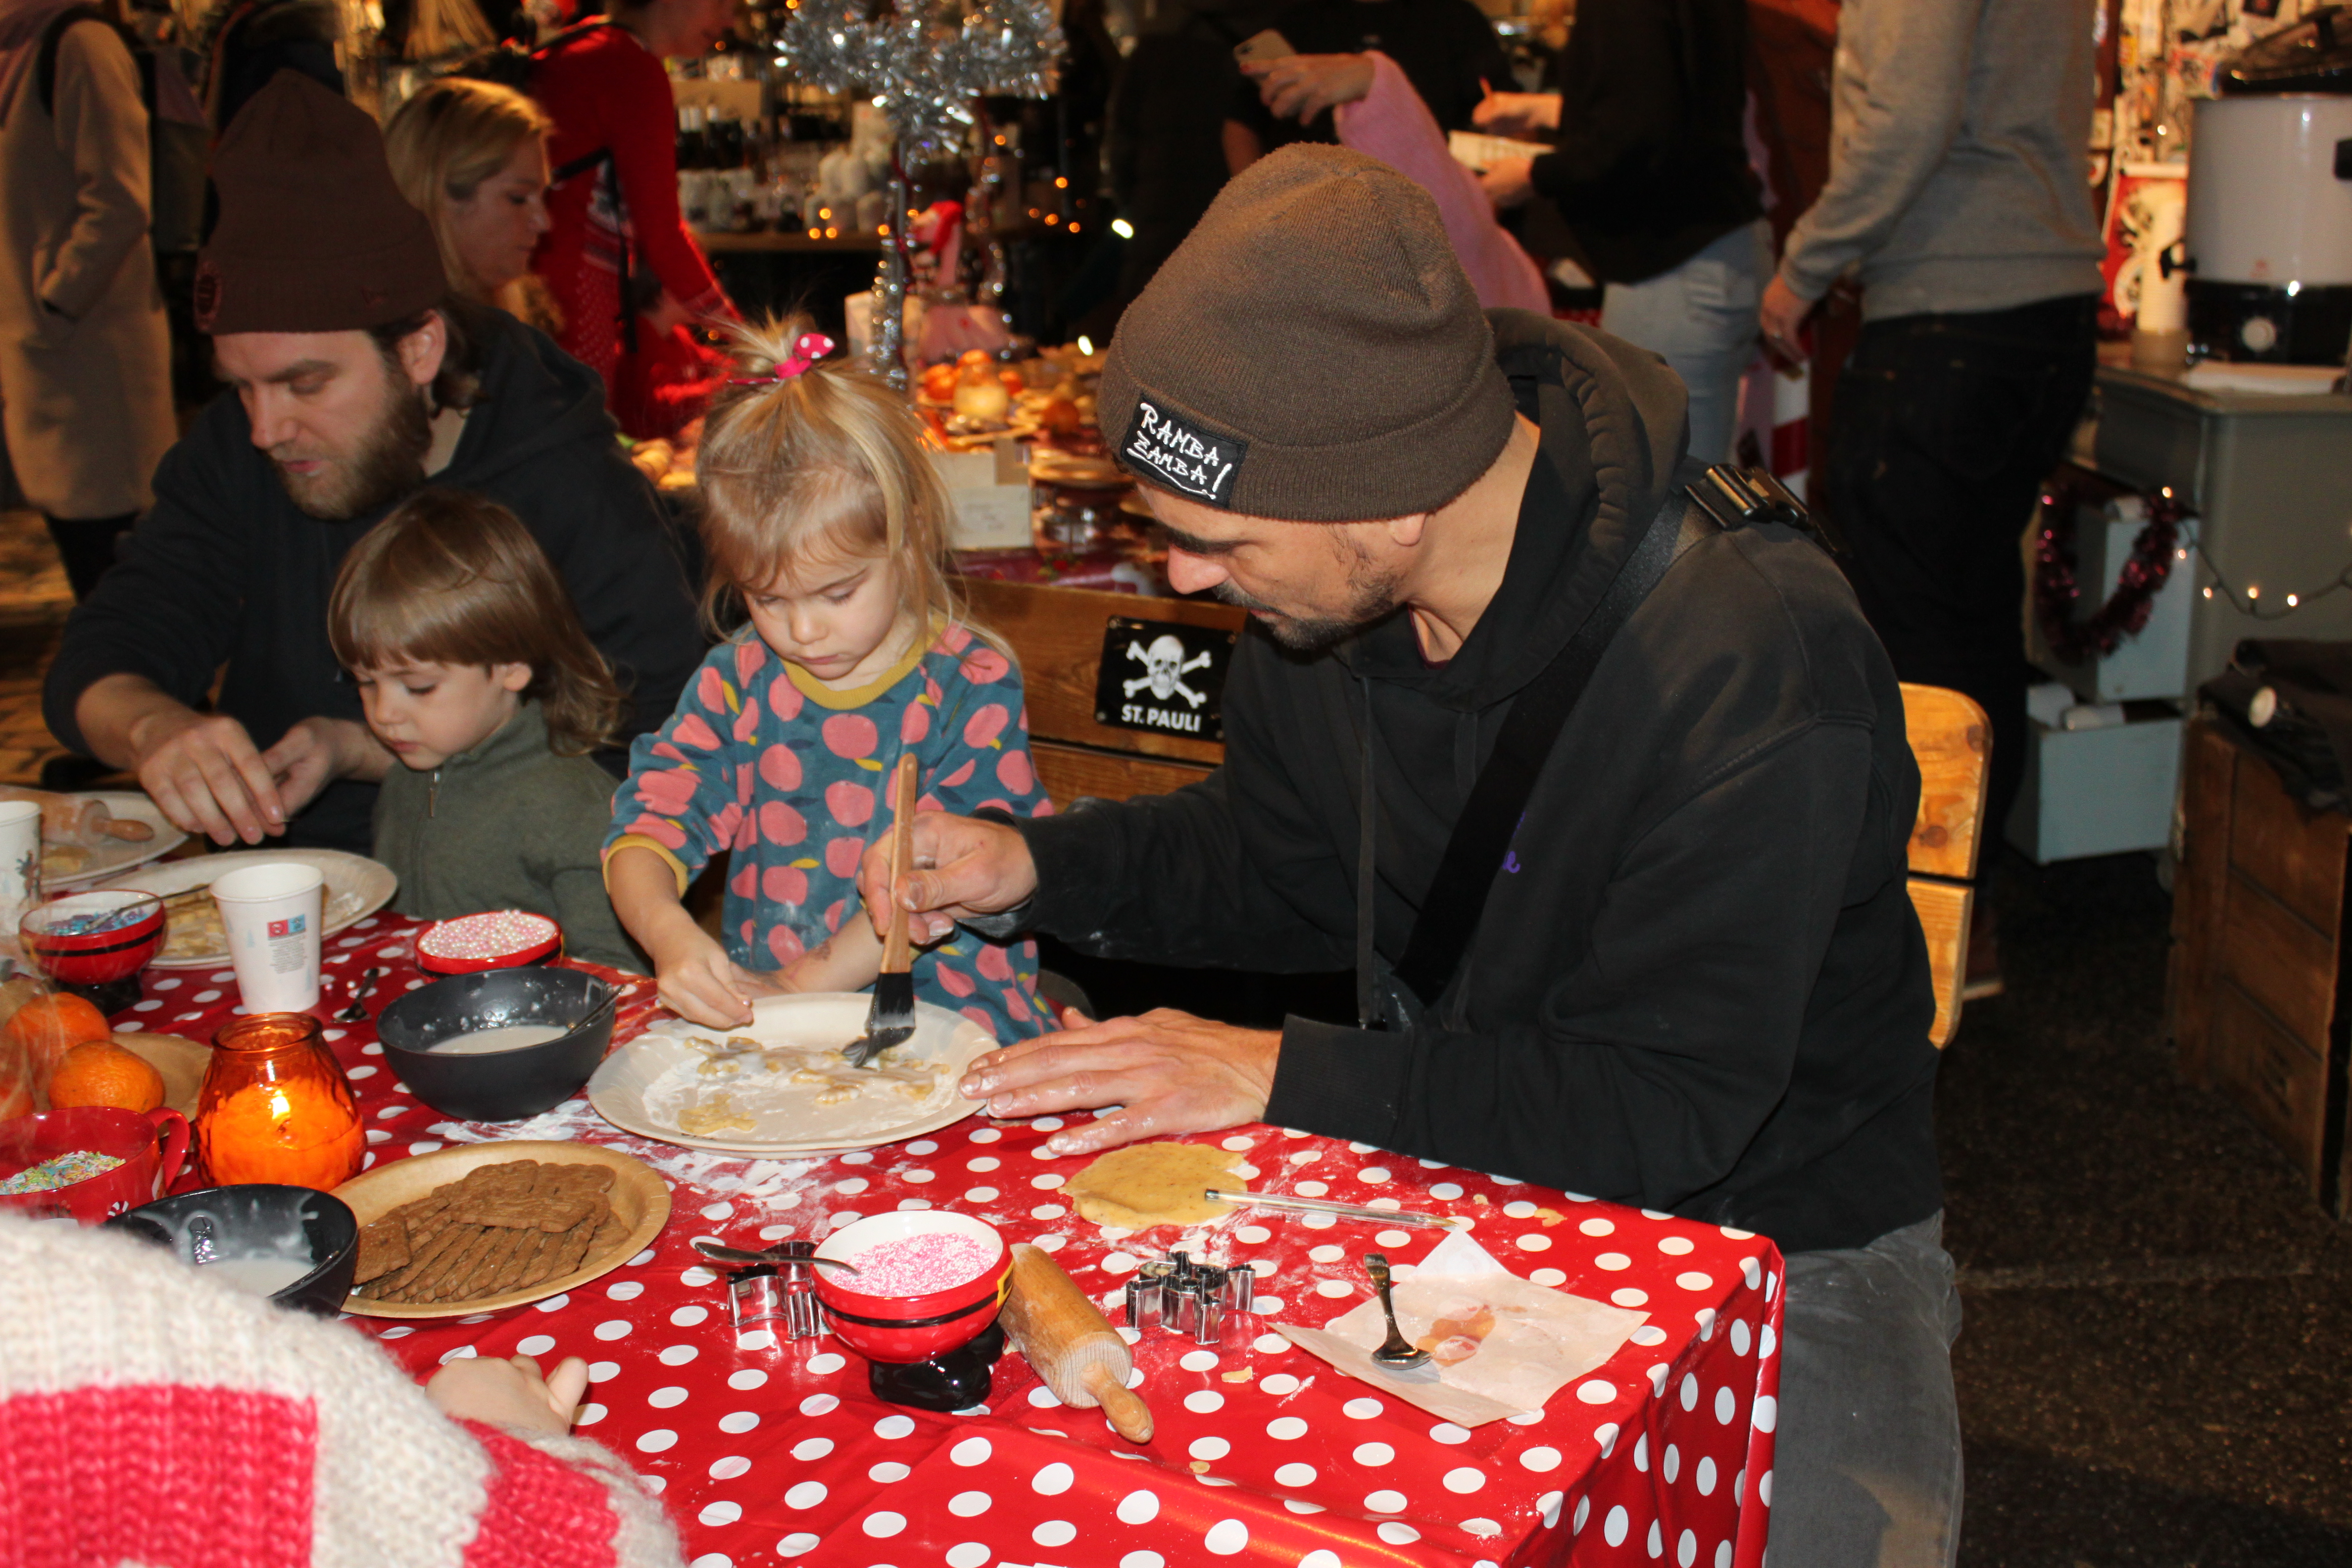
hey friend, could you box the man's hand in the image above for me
[1760,276,1814,368]
[1479,156,1536,210]
[427,1353,591,1437]
[128,706,291,845]
[263,717,386,811]
[956,1008,1279,1158]
[857,811,1038,946]
[1471,90,1561,138]
[1244,53,1375,122]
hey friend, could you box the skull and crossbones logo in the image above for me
[1123,634,1213,707]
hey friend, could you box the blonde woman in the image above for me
[384,74,561,333]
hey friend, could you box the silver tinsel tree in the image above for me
[775,0,1063,386]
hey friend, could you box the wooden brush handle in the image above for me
[1081,1360,1155,1443]
[881,753,919,974]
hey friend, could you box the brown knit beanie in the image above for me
[195,71,448,335]
[1100,145,1517,521]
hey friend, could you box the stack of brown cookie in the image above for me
[354,1159,623,1305]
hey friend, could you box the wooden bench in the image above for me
[965,578,1989,1044]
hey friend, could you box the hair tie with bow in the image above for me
[731,332,836,387]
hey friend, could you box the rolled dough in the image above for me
[1063,1142,1242,1229]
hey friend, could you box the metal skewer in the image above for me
[1203,1189,1468,1229]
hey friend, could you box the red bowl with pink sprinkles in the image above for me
[814,1211,1010,1363]
[416,910,562,975]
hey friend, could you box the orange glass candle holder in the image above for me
[195,1013,365,1191]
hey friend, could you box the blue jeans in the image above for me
[1600,219,1773,466]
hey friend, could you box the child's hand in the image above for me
[427,1353,590,1437]
[651,925,780,1028]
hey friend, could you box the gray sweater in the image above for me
[373,702,645,972]
[1778,0,2104,319]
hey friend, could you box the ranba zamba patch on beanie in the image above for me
[1099,144,1519,523]
[195,69,448,336]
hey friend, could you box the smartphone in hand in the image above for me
[1233,28,1295,64]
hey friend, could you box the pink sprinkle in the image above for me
[421,911,558,961]
[842,1232,998,1296]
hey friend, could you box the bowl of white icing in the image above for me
[375,967,618,1123]
[105,1184,359,1316]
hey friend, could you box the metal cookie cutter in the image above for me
[726,1240,826,1341]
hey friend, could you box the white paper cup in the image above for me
[0,799,43,960]
[212,862,325,1013]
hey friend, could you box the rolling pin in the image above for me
[1000,1242,1154,1442]
[0,786,152,845]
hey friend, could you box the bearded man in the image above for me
[868,148,1958,1563]
[43,71,701,853]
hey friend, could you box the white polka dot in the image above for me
[700,1201,735,1220]
[1178,1349,1219,1372]
[1103,1252,1140,1275]
[670,1305,709,1327]
[1343,1398,1383,1419]
[1697,1457,1718,1494]
[1032,1174,1065,1189]
[873,1414,916,1439]
[1261,1373,1303,1397]
[839,1151,874,1164]
[1203,1519,1249,1555]
[1030,1204,1064,1220]
[1605,1505,1630,1546]
[1314,1278,1354,1298]
[1629,1325,1667,1347]
[1307,1244,1344,1264]
[902,1169,935,1184]
[1576,1379,1616,1404]
[718,1411,759,1433]
[1515,1233,1552,1252]
[605,1278,646,1301]
[1521,1445,1563,1471]
[1507,1410,1545,1425]
[969,1126,1002,1143]
[1596,1252,1632,1270]
[1026,1460,1074,1496]
[586,1361,619,1380]
[1274,1462,1317,1487]
[1266,1415,1309,1439]
[648,1386,688,1408]
[950,1436,992,1466]
[1357,1166,1391,1184]
[1579,1216,1616,1236]
[1353,1442,1394,1467]
[1032,1116,1065,1130]
[1677,1271,1715,1291]
[1731,1319,1752,1356]
[698,1501,742,1526]
[573,1403,606,1425]
[1375,1229,1413,1248]
[1762,1323,1777,1359]
[681,1266,718,1286]
[1753,1394,1777,1432]
[1531,1268,1567,1287]
[1255,1333,1288,1354]
[945,1545,990,1568]
[1235,1224,1271,1243]
[1681,1373,1700,1411]
[658,1344,697,1366]
[1027,1384,1062,1408]
[1571,1494,1589,1531]
[1665,1443,1683,1483]
[1364,1489,1408,1513]
[1251,1296,1284,1313]
[1295,1180,1328,1197]
[1188,1436,1230,1461]
[516,1334,555,1355]
[1032,1520,1077,1548]
[1283,1499,1326,1516]
[635,1429,677,1453]
[1300,1213,1334,1229]
[1762,1470,1774,1505]
[1376,1522,1420,1545]
[1659,1234,1696,1255]
[1123,1555,1166,1568]
[801,1353,843,1375]
[861,1510,905,1538]
[947,1491,990,1516]
[1444,1466,1486,1493]
[593,1320,632,1340]
[1717,1543,1734,1568]
[407,1141,442,1157]
[684,1554,723,1568]
[1117,1488,1161,1524]
[710,1456,752,1479]
[1430,1421,1471,1444]
[1612,1287,1649,1307]
[963,1187,999,1203]
[798,1394,838,1416]
[1744,1257,1764,1290]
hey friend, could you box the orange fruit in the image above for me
[3,992,112,1094]
[46,1039,164,1114]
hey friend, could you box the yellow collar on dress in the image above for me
[780,616,940,710]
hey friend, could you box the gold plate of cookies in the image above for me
[331,1141,671,1319]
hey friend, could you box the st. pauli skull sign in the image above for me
[1092,617,1237,742]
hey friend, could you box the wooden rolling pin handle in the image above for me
[1082,1360,1154,1443]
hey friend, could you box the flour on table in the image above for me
[637,1032,948,1144]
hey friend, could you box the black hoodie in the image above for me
[45,309,703,853]
[1008,313,1941,1256]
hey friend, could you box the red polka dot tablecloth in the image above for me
[126,914,1785,1568]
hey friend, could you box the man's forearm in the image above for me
[74,671,194,771]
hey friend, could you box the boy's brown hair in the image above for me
[328,489,625,755]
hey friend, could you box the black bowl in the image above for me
[375,966,618,1122]
[105,1184,360,1317]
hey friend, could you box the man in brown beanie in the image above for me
[866,147,1958,1563]
[45,70,700,855]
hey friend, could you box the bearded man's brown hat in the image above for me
[195,70,448,335]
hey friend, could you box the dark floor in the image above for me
[2,512,2344,1562]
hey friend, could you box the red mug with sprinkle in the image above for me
[416,910,563,976]
[815,1211,1012,1365]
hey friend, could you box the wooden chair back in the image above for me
[1900,683,1992,1047]
[968,581,1992,1047]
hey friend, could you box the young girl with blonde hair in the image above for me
[330,489,643,971]
[605,322,1051,1036]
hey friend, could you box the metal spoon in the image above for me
[335,967,384,1023]
[1364,1253,1431,1371]
[691,1238,861,1274]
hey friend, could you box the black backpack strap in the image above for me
[36,5,114,119]
[1386,461,1722,1009]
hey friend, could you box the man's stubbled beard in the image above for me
[272,355,435,522]
[1211,530,1404,655]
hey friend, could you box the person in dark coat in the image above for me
[44,71,700,854]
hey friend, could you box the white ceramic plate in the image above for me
[42,793,187,888]
[100,849,397,968]
[588,992,994,1155]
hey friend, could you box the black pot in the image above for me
[374,966,618,1122]
[106,1184,360,1317]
